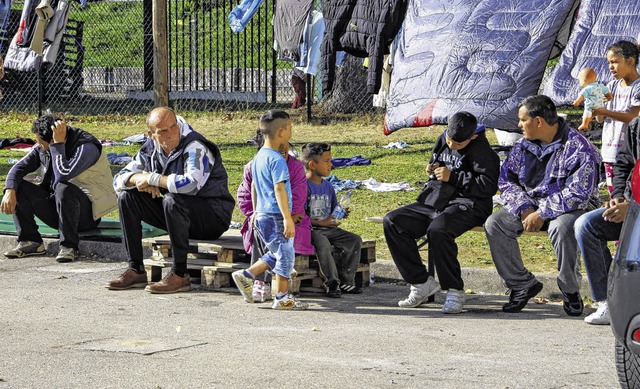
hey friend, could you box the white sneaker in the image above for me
[271,293,309,310]
[231,270,254,303]
[251,280,272,303]
[398,276,441,308]
[442,289,464,314]
[585,301,610,325]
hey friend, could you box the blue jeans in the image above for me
[254,213,295,279]
[575,208,623,301]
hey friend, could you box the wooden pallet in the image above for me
[141,231,377,295]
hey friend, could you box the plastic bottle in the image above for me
[331,190,352,221]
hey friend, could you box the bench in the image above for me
[141,229,376,295]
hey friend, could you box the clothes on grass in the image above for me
[0,137,35,149]
[360,178,414,192]
[106,152,132,165]
[331,154,371,168]
[324,174,359,192]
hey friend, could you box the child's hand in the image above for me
[425,162,439,176]
[316,216,340,227]
[433,166,451,182]
[291,213,304,224]
[283,217,295,238]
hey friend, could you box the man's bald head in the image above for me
[146,107,177,128]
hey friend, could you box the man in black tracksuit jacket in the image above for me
[383,112,500,313]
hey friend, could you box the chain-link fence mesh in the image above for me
[0,0,590,125]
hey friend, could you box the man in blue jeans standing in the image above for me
[575,116,640,325]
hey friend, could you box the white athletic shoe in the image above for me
[584,301,610,325]
[398,276,441,308]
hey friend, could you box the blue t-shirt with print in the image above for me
[306,179,338,221]
[252,148,291,214]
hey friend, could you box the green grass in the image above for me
[0,110,578,273]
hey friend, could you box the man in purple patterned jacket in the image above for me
[484,95,601,316]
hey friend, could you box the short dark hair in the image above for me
[607,40,639,66]
[518,95,558,126]
[31,114,61,143]
[446,111,477,142]
[259,110,290,138]
[301,142,331,168]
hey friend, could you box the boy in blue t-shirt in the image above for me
[301,142,363,298]
[231,110,308,310]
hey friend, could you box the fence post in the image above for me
[143,0,153,91]
[152,0,169,106]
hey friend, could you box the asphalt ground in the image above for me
[0,243,618,389]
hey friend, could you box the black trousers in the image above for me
[383,202,487,290]
[119,190,228,274]
[14,181,99,250]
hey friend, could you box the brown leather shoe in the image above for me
[107,269,148,290]
[145,272,191,294]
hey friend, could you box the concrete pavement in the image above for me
[0,235,619,388]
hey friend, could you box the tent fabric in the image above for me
[384,0,577,135]
[543,0,640,106]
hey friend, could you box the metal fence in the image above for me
[0,0,337,115]
[0,0,581,120]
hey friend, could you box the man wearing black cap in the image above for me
[383,111,500,314]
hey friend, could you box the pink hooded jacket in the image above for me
[237,154,314,255]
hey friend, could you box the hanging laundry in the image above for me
[372,54,391,108]
[4,0,71,72]
[294,10,325,75]
[320,0,407,94]
[273,0,314,62]
[42,0,71,64]
[30,0,55,55]
[0,0,11,52]
[228,0,265,34]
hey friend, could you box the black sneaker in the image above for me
[559,287,584,317]
[502,281,544,313]
[340,284,363,294]
[326,281,341,298]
